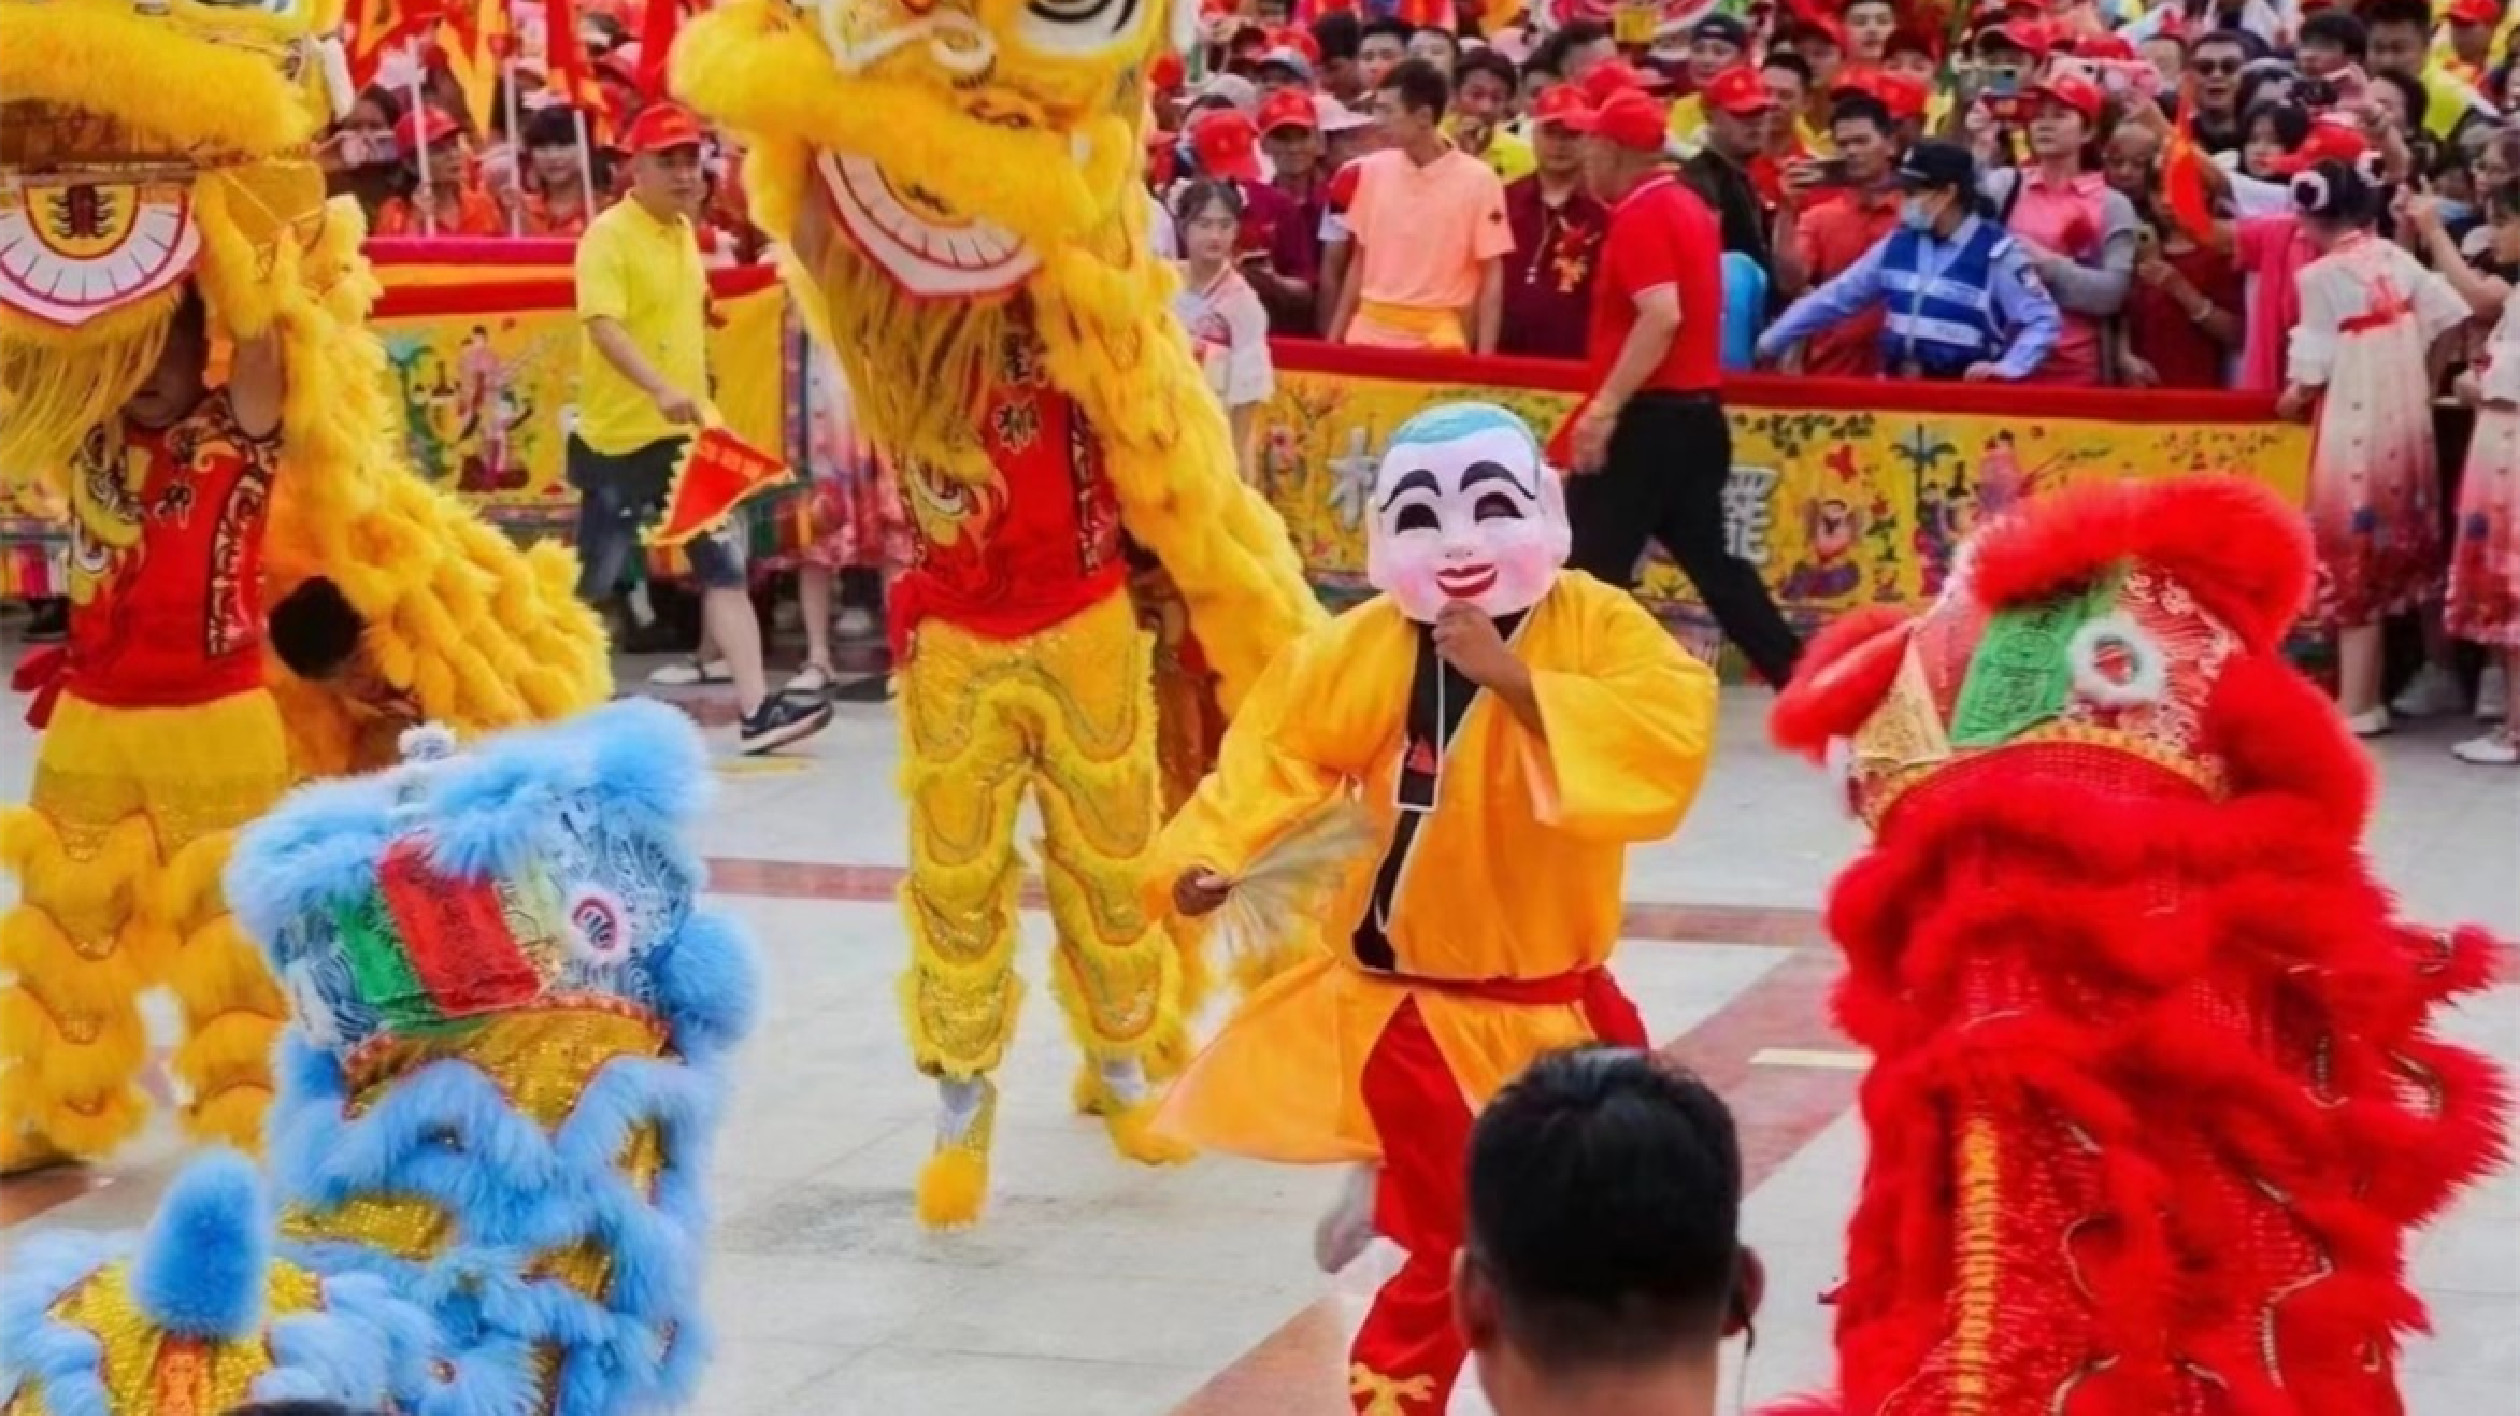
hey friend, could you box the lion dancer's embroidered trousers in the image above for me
[896,589,1191,1226]
[0,689,294,1171]
[1348,975,1649,1416]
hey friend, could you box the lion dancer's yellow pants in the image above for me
[0,690,294,1172]
[896,589,1193,1227]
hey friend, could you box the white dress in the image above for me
[2449,295,2520,648]
[2287,233,2472,628]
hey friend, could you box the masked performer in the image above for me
[1767,475,2509,1416]
[1149,403,1719,1416]
[675,0,1325,1228]
[0,0,610,1174]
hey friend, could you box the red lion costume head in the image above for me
[1769,475,2508,1416]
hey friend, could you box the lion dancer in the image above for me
[1,288,292,1173]
[1151,405,1719,1415]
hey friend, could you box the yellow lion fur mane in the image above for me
[0,0,610,770]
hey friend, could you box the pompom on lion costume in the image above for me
[0,0,609,1172]
[671,0,1327,1224]
[0,701,755,1416]
[1768,475,2509,1415]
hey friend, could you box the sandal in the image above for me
[785,662,837,696]
[648,658,732,687]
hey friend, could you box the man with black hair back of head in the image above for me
[1314,8,1365,104]
[1457,1047,1761,1416]
[1523,17,1617,98]
[267,576,426,771]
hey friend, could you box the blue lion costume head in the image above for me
[0,701,757,1415]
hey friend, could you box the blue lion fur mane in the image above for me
[1384,400,1541,460]
[226,698,712,953]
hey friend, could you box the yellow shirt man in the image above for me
[1446,115,1538,182]
[573,196,710,457]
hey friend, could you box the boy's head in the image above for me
[1457,1048,1759,1414]
[269,575,369,682]
[121,286,209,430]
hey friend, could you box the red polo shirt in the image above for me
[1787,189,1903,377]
[1587,174,1724,394]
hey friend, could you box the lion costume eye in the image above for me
[1018,0,1144,55]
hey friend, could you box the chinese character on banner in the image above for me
[1721,464,1778,566]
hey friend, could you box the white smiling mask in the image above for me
[1367,403,1572,624]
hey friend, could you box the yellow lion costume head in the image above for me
[0,0,608,769]
[675,0,1319,706]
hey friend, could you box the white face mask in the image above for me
[1366,403,1571,624]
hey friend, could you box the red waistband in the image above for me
[1381,965,1649,1046]
[886,563,1128,661]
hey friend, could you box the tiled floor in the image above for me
[1,650,2514,1415]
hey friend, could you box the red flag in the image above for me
[636,0,683,103]
[434,0,513,135]
[543,0,614,138]
[643,429,793,548]
[2160,72,2217,247]
[345,0,450,91]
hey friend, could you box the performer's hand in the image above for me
[1174,869,1231,918]
[653,385,704,427]
[1569,402,1617,474]
[1432,601,1521,688]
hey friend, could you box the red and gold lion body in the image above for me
[1770,475,2508,1416]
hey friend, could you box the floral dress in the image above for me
[2287,233,2473,628]
[790,342,907,575]
[2449,293,2520,648]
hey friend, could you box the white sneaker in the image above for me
[836,606,878,640]
[2451,732,2520,766]
[1313,1164,1378,1275]
[647,658,731,687]
[2345,707,2393,739]
[2391,664,2465,719]
[2478,665,2508,723]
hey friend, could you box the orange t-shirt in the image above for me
[65,391,279,708]
[1342,146,1515,335]
[373,185,507,237]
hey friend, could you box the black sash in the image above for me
[1349,610,1527,972]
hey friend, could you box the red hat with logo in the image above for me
[623,101,707,155]
[1528,84,1596,131]
[1189,106,1264,181]
[2448,0,2502,25]
[2267,114,2372,175]
[1258,86,1318,134]
[1701,65,1777,117]
[394,105,463,153]
[2027,72,2104,122]
[1563,87,1668,153]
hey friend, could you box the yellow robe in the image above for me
[1149,573,1719,1164]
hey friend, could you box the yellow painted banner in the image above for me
[1256,345,2313,640]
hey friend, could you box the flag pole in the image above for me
[572,104,599,229]
[502,54,525,234]
[407,60,437,236]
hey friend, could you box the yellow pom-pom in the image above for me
[915,1146,990,1231]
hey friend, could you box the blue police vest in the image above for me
[1877,217,2009,380]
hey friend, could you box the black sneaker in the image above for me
[22,599,67,643]
[737,693,833,756]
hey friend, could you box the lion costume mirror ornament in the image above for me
[0,703,755,1416]
[1766,475,2510,1416]
[673,0,1329,1226]
[0,0,609,1175]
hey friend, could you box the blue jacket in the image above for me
[1756,214,2063,380]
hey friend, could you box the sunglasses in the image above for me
[2191,57,2242,76]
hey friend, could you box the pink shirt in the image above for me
[2005,169,2110,386]
[2235,213,2317,394]
[1344,145,1515,348]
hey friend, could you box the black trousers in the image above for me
[1565,391,1804,687]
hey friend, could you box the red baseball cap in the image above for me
[1564,88,1668,153]
[1701,65,1777,117]
[1578,59,1672,105]
[1976,18,2052,56]
[2027,73,2104,123]
[1189,107,1263,181]
[1833,68,1928,122]
[622,102,706,155]
[1785,14,1848,51]
[1264,25,1321,64]
[2449,0,2502,24]
[2267,116,2371,175]
[1148,51,1187,94]
[1257,86,1318,134]
[393,105,463,152]
[1528,84,1596,131]
[2069,32,2136,60]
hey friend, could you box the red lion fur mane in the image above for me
[1763,476,2510,1416]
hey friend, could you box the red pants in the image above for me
[1347,974,1647,1415]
